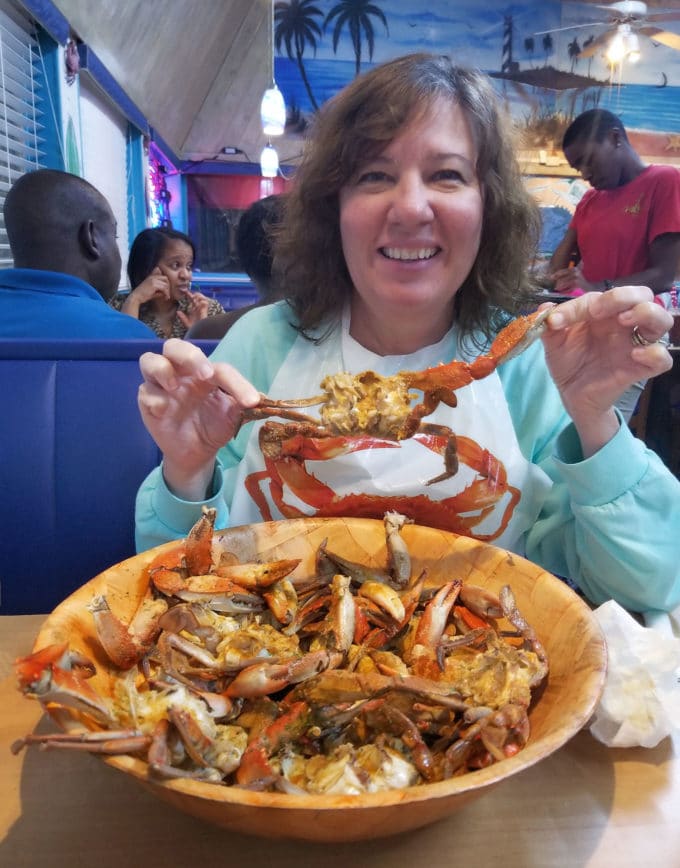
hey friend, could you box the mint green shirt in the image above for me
[136,302,680,614]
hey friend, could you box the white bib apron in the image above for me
[229,312,551,552]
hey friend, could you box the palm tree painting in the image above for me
[567,37,581,73]
[275,0,324,112]
[542,33,553,66]
[324,0,389,77]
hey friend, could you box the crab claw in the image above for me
[15,643,112,725]
[477,306,555,371]
[185,506,217,576]
[88,593,168,670]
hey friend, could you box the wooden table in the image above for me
[1,615,679,868]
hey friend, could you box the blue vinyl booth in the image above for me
[0,339,217,614]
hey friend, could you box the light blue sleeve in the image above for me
[498,343,680,613]
[134,302,298,552]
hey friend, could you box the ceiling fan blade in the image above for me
[579,29,616,56]
[533,21,609,36]
[639,26,680,50]
[645,13,680,23]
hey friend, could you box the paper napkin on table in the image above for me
[589,599,680,748]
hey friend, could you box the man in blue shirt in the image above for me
[0,169,155,338]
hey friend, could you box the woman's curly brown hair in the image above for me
[275,53,540,342]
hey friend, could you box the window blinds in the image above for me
[0,4,44,266]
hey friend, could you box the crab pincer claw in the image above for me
[494,305,555,365]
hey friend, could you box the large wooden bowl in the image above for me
[33,517,607,842]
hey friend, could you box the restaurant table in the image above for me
[1,615,679,868]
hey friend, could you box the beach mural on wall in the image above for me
[274,0,680,162]
[273,0,680,249]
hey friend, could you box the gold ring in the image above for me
[631,325,668,348]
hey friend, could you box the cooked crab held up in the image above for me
[242,306,553,454]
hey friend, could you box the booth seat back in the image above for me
[0,339,217,614]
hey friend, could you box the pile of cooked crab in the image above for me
[13,509,548,796]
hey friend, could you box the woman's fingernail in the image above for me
[548,311,564,328]
[198,363,213,379]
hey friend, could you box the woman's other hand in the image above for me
[541,285,673,455]
[122,267,171,316]
[551,264,597,294]
[177,289,212,328]
[138,339,260,501]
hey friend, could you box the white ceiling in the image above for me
[49,0,300,166]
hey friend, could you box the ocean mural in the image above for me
[274,0,680,160]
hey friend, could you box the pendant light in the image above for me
[260,1,285,136]
[261,85,286,136]
[260,142,279,178]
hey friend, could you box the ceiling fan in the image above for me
[535,1,680,61]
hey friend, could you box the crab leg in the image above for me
[499,585,549,680]
[406,307,554,393]
[458,585,503,620]
[365,702,438,783]
[11,729,151,755]
[15,642,95,684]
[409,580,463,668]
[327,573,355,652]
[88,593,168,670]
[212,559,301,589]
[362,568,427,648]
[384,511,413,587]
[236,700,310,787]
[316,539,394,586]
[225,649,343,698]
[185,506,218,575]
[358,582,406,623]
[242,395,325,426]
[263,578,298,625]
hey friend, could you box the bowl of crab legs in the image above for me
[12,510,607,842]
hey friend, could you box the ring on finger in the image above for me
[631,325,669,348]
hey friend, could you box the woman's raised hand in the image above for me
[177,289,212,328]
[540,285,673,455]
[138,339,260,501]
[122,267,170,315]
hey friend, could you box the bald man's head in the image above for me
[3,169,122,300]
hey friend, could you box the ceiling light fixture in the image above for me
[606,23,641,65]
[260,142,279,178]
[260,1,285,136]
[623,28,641,63]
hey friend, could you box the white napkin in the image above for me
[589,600,680,748]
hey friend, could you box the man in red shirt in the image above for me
[549,109,680,419]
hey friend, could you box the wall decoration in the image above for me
[274,0,680,165]
[147,148,172,228]
[57,41,83,176]
[64,38,79,85]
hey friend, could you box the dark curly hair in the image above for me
[127,227,195,290]
[275,53,540,342]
